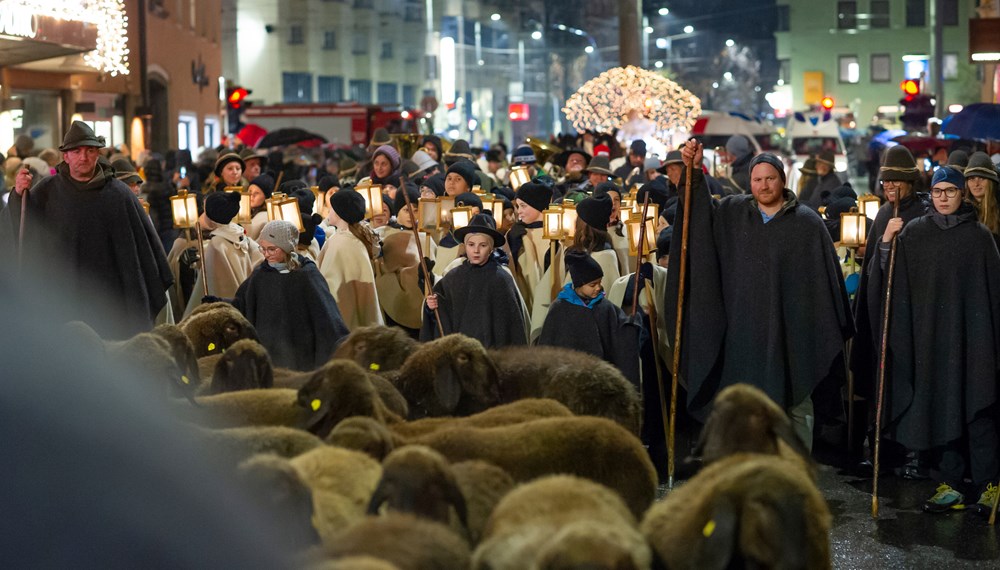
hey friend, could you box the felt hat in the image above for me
[931,165,964,189]
[213,152,245,177]
[374,232,424,329]
[59,120,106,152]
[239,147,268,168]
[816,150,836,166]
[455,192,483,211]
[515,179,552,213]
[663,150,684,166]
[410,149,438,174]
[373,145,401,172]
[643,157,664,172]
[577,193,613,229]
[368,128,392,149]
[565,250,604,288]
[339,156,358,176]
[444,139,476,164]
[204,190,241,224]
[630,139,647,156]
[964,152,998,184]
[446,161,476,190]
[111,158,142,185]
[259,220,299,253]
[749,153,787,184]
[330,188,367,224]
[593,181,623,198]
[421,172,447,197]
[946,150,969,171]
[454,212,505,247]
[582,155,615,177]
[799,157,817,175]
[554,147,592,169]
[511,144,537,166]
[879,145,920,182]
[249,174,275,198]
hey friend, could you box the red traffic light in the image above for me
[820,97,835,110]
[228,87,250,108]
[900,80,919,96]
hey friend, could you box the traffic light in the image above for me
[898,80,934,131]
[820,96,835,111]
[226,86,252,133]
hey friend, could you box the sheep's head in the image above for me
[366,445,469,531]
[535,521,645,570]
[332,325,419,373]
[296,360,387,438]
[400,334,500,419]
[181,305,259,357]
[151,324,201,388]
[107,333,197,400]
[695,383,812,467]
[209,339,274,394]
[236,454,320,548]
[326,416,398,461]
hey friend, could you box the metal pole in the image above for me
[930,0,945,118]
[618,0,641,67]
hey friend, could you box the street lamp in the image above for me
[531,30,542,40]
[726,39,735,47]
[683,25,694,34]
[658,7,669,16]
[490,13,501,21]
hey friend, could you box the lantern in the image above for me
[226,185,252,225]
[418,197,442,230]
[560,203,577,239]
[542,207,564,240]
[627,216,657,256]
[310,185,322,215]
[510,166,531,190]
[266,192,287,221]
[357,183,384,220]
[481,196,505,221]
[450,206,473,230]
[274,195,305,232]
[170,189,199,229]
[839,207,867,248]
[439,196,456,221]
[859,194,881,221]
[472,184,483,195]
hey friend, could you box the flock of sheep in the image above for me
[74,302,833,570]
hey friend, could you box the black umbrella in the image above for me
[256,128,328,149]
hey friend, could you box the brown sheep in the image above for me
[641,453,832,570]
[179,302,258,357]
[327,416,401,462]
[297,360,404,438]
[332,325,420,373]
[322,513,471,570]
[172,388,305,428]
[473,475,651,570]
[106,332,193,397]
[275,362,410,420]
[307,557,400,570]
[206,339,275,394]
[237,454,321,549]
[151,323,202,388]
[389,398,573,439]
[197,426,324,464]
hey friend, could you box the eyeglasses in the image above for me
[258,246,283,255]
[930,187,960,198]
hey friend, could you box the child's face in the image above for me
[464,233,494,265]
[575,278,603,300]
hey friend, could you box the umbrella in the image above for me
[941,103,1000,141]
[257,128,328,149]
[562,65,702,138]
[890,134,949,155]
[236,124,267,148]
[869,129,906,153]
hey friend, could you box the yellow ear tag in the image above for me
[369,363,380,371]
[181,375,191,385]
[310,399,322,411]
[207,342,216,351]
[702,519,716,538]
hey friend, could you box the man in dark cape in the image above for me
[665,142,854,448]
[1,122,173,338]
[421,214,527,347]
[233,254,349,372]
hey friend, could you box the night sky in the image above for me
[647,0,777,40]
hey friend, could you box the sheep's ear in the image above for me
[366,478,390,515]
[693,500,738,570]
[771,492,809,569]
[444,479,469,531]
[433,360,462,413]
[301,398,332,434]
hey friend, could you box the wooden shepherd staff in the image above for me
[871,200,901,518]
[990,478,1000,525]
[399,170,445,338]
[667,147,695,489]
[630,192,651,316]
[18,173,29,272]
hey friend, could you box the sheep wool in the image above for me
[322,513,471,570]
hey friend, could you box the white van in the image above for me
[785,111,848,192]
[688,111,781,179]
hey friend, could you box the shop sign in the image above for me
[0,2,37,39]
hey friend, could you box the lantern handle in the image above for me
[399,169,445,338]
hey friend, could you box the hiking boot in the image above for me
[923,483,965,513]
[971,483,999,517]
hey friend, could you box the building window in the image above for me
[778,58,791,83]
[318,76,344,102]
[402,85,416,108]
[943,0,958,26]
[870,1,889,28]
[349,79,373,104]
[906,0,925,27]
[282,72,313,103]
[380,41,393,60]
[839,55,860,83]
[871,53,891,82]
[323,30,336,50]
[203,117,220,149]
[289,24,304,45]
[775,5,790,32]
[837,1,857,29]
[944,53,958,79]
[352,34,368,55]
[178,114,198,151]
[377,82,397,103]
[903,56,928,80]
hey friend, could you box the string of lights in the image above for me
[22,0,130,76]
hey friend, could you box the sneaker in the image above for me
[971,483,999,517]
[923,483,965,513]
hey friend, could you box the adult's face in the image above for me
[221,161,243,185]
[258,239,288,264]
[249,184,266,208]
[815,161,832,177]
[967,176,990,202]
[881,179,912,204]
[444,172,468,196]
[931,183,963,215]
[64,146,100,182]
[423,143,439,161]
[566,153,587,173]
[515,198,542,224]
[629,152,644,166]
[588,172,608,187]
[373,154,392,179]
[608,191,621,225]
[750,163,784,209]
[666,164,682,186]
[244,158,262,180]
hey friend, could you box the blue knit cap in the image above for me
[931,165,964,189]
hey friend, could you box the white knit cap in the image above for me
[259,220,299,253]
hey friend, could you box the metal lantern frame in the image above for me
[225,185,252,225]
[560,203,578,239]
[542,207,565,240]
[839,207,867,248]
[450,206,473,230]
[627,215,657,256]
[273,195,305,232]
[417,197,442,230]
[266,192,288,221]
[169,189,209,296]
[357,183,385,220]
[859,194,881,221]
[510,166,531,190]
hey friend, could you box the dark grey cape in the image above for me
[420,257,527,348]
[665,168,855,418]
[537,296,642,389]
[877,210,1000,449]
[1,161,173,338]
[233,255,349,371]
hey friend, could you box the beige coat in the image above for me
[508,226,548,310]
[316,230,384,331]
[182,223,262,319]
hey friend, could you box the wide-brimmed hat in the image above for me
[946,150,969,171]
[59,121,106,152]
[663,150,684,167]
[111,158,142,185]
[368,128,392,149]
[410,149,438,174]
[816,150,836,166]
[454,212,505,247]
[879,145,920,182]
[964,152,998,184]
[799,157,817,175]
[553,147,592,169]
[213,152,245,177]
[582,155,614,177]
[444,139,476,164]
[239,147,269,168]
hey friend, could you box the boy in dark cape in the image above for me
[538,250,642,389]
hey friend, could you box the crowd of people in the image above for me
[4,119,1000,517]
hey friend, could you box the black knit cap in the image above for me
[392,182,421,216]
[593,181,623,198]
[447,160,476,190]
[965,152,998,184]
[204,190,241,224]
[330,188,367,224]
[249,174,275,198]
[454,212,505,247]
[749,153,787,184]
[318,175,339,193]
[577,193,613,229]
[421,173,447,197]
[879,145,920,182]
[455,192,483,211]
[516,179,552,213]
[213,152,245,177]
[565,250,604,288]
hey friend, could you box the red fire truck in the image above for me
[243,103,423,147]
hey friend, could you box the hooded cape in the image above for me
[234,255,349,371]
[665,168,854,418]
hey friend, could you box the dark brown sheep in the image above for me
[327,416,400,461]
[208,339,275,394]
[151,323,202,388]
[322,513,471,570]
[180,303,258,357]
[389,398,573,439]
[297,360,404,438]
[332,325,420,373]
[237,454,321,549]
